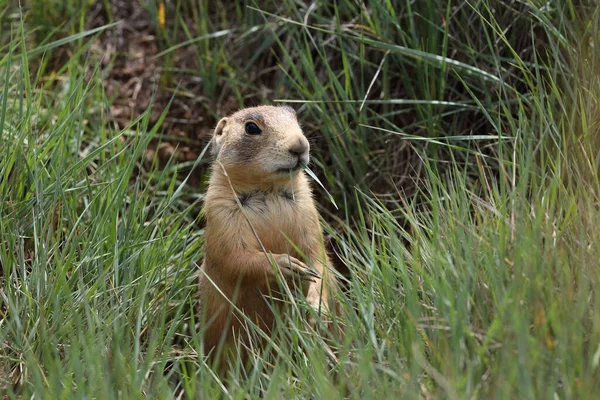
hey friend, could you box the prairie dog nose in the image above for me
[288,136,309,156]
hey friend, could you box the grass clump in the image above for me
[1,1,600,398]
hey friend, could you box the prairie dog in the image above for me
[198,105,339,364]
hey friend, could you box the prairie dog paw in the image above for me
[272,254,321,283]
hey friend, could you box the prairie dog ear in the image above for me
[211,117,227,156]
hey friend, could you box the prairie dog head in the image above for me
[211,106,310,183]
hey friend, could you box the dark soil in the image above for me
[86,0,214,181]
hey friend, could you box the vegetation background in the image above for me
[1,0,599,398]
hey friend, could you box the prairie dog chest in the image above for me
[237,187,315,253]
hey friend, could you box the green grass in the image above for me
[1,0,600,398]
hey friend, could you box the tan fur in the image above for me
[197,106,339,366]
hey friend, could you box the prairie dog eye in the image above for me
[245,122,262,135]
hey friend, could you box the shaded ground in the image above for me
[87,0,214,177]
